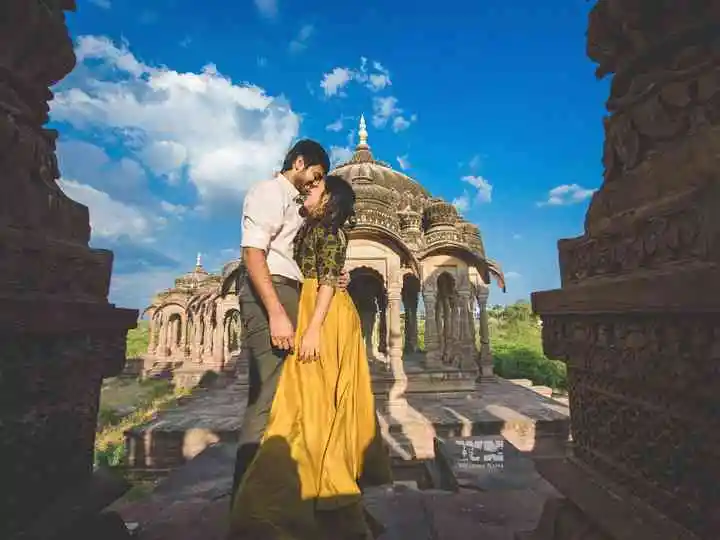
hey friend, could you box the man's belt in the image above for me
[270,274,302,291]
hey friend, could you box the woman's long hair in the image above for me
[295,175,357,251]
[305,175,357,233]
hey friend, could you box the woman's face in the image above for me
[303,177,326,214]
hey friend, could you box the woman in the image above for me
[228,175,392,540]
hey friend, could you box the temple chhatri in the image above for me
[142,116,507,389]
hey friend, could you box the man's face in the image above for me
[292,156,325,193]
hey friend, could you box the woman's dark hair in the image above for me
[281,139,330,175]
[311,175,357,232]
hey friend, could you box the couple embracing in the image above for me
[227,140,392,539]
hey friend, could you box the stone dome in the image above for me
[424,198,459,228]
[174,254,212,289]
[331,115,430,201]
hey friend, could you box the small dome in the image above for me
[424,198,459,228]
[331,115,429,201]
[174,254,212,289]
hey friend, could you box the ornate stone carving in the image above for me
[0,2,138,538]
[528,2,720,540]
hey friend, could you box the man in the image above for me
[230,139,350,504]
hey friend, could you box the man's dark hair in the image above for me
[281,139,330,174]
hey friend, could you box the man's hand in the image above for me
[269,310,294,351]
[337,268,351,291]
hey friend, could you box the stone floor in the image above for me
[115,439,561,540]
[125,377,570,471]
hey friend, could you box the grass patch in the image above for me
[126,320,150,358]
[95,383,191,468]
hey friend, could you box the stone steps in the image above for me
[115,440,558,540]
[124,378,570,474]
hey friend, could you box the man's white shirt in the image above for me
[241,174,304,281]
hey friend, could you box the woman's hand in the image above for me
[298,326,321,363]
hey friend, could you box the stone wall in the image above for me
[0,1,138,538]
[528,1,720,539]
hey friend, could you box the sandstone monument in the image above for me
[2,0,717,539]
[0,1,138,538]
[143,115,507,388]
[526,1,720,539]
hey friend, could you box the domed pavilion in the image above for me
[142,116,506,388]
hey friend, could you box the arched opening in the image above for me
[224,309,242,355]
[347,267,386,364]
[168,313,182,353]
[436,272,459,366]
[401,273,421,353]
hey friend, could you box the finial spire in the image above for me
[358,114,368,148]
[196,252,202,267]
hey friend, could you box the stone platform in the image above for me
[125,377,570,473]
[114,437,562,540]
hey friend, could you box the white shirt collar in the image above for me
[277,173,299,197]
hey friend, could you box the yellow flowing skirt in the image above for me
[228,278,392,540]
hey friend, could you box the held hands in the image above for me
[298,325,321,363]
[337,268,351,291]
[269,310,295,351]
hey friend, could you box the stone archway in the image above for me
[436,272,462,366]
[347,266,386,365]
[402,273,421,353]
[223,309,241,358]
[167,313,183,355]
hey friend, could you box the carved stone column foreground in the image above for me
[527,2,720,539]
[0,1,138,538]
[475,287,494,381]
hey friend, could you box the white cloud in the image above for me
[452,194,470,213]
[289,24,314,54]
[396,154,411,170]
[469,154,481,169]
[329,145,353,168]
[392,114,416,132]
[326,116,345,132]
[538,183,596,206]
[320,58,393,97]
[89,0,111,8]
[372,96,416,132]
[254,0,278,18]
[52,35,300,206]
[505,271,522,280]
[372,96,400,127]
[461,175,493,203]
[320,67,354,97]
[58,179,155,240]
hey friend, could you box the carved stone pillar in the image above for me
[422,290,441,367]
[524,2,720,539]
[457,289,475,367]
[203,309,214,357]
[213,306,224,366]
[0,2,138,538]
[147,314,158,354]
[387,287,404,383]
[475,287,493,381]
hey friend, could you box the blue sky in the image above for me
[50,0,609,312]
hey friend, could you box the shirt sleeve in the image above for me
[315,228,348,286]
[241,181,284,251]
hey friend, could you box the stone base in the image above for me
[516,458,700,540]
[372,366,476,394]
[125,378,570,474]
[19,468,131,540]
